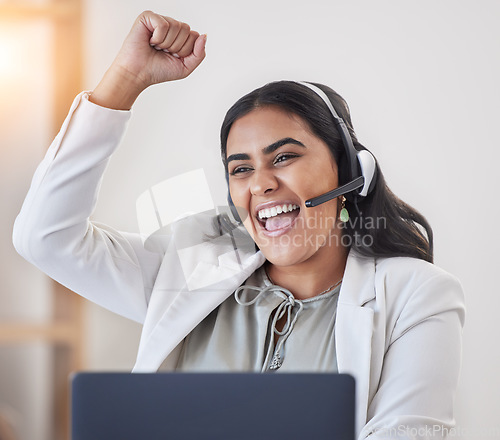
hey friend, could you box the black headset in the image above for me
[226,81,377,222]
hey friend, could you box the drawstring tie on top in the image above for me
[235,284,304,371]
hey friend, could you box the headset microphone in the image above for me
[305,177,364,208]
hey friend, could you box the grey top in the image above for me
[167,266,340,373]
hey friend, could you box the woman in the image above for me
[13,11,464,439]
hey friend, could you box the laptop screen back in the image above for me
[71,372,355,440]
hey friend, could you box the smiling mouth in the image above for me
[257,203,300,232]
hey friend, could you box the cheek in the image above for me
[228,181,244,206]
[291,160,338,202]
[229,182,251,222]
[317,158,339,188]
[320,204,340,230]
[299,161,339,230]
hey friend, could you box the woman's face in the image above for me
[226,106,343,267]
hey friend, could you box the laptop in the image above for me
[71,372,355,440]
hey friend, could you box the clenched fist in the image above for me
[90,11,206,110]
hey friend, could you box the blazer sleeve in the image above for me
[12,92,163,323]
[362,264,466,439]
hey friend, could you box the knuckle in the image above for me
[169,21,180,33]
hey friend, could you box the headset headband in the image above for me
[296,81,360,185]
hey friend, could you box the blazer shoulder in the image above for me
[375,256,461,288]
[374,256,465,319]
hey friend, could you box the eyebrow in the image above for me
[226,137,306,164]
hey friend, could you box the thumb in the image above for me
[183,34,207,73]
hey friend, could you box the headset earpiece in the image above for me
[356,150,377,197]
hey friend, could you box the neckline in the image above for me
[260,266,342,303]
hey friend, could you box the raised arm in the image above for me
[12,12,206,323]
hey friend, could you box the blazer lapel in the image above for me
[336,252,376,435]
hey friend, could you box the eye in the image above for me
[274,153,299,165]
[229,165,253,176]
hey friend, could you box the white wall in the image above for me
[5,0,496,437]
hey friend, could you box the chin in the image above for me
[257,243,311,267]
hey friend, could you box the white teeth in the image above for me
[257,204,299,219]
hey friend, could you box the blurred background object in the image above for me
[0,405,18,440]
[0,1,85,439]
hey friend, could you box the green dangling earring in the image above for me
[339,196,349,223]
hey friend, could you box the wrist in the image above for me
[89,64,147,111]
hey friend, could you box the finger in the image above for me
[182,33,207,73]
[144,13,171,46]
[175,30,199,58]
[155,16,182,48]
[165,21,192,54]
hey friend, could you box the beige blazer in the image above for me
[13,93,465,439]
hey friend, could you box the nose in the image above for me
[250,168,279,196]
